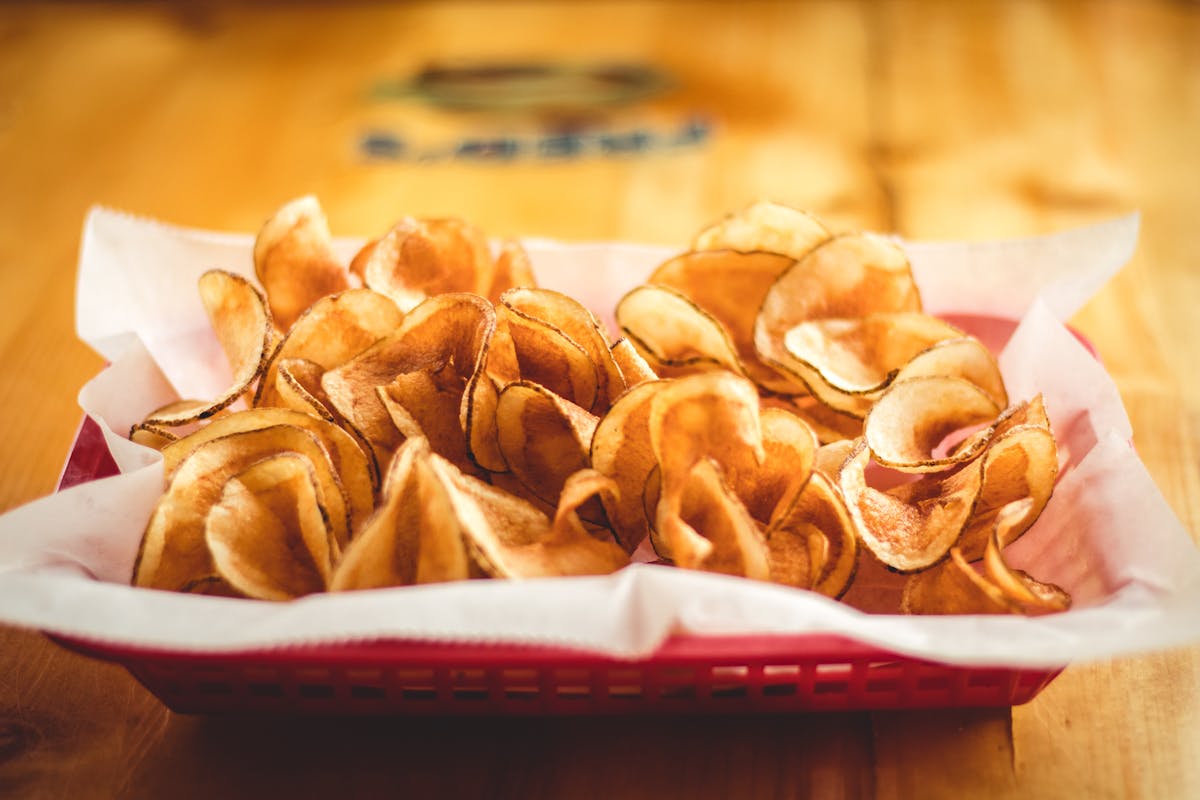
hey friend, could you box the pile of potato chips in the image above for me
[129,197,1070,616]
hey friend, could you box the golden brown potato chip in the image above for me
[902,500,1070,615]
[727,407,818,529]
[615,284,748,380]
[589,379,671,552]
[863,376,1004,472]
[378,365,482,478]
[360,217,494,312]
[431,460,629,578]
[206,453,336,600]
[655,458,770,579]
[331,437,471,590]
[496,294,599,412]
[955,416,1058,560]
[755,233,921,396]
[840,437,983,572]
[778,312,968,416]
[765,470,858,598]
[159,408,371,543]
[145,270,272,427]
[501,287,624,414]
[321,292,498,470]
[981,500,1071,613]
[253,196,352,330]
[691,199,831,260]
[255,288,403,408]
[649,372,765,517]
[495,380,599,515]
[609,337,658,389]
[488,238,538,301]
[134,425,348,591]
[649,249,805,394]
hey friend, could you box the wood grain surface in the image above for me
[1,2,1197,798]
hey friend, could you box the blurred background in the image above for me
[1,2,1197,798]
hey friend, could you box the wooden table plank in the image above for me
[0,3,1196,798]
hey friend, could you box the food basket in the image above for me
[55,416,1060,715]
[4,209,1197,719]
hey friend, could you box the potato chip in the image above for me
[728,407,818,529]
[134,424,347,591]
[379,365,482,478]
[609,337,658,389]
[765,470,858,598]
[589,379,670,552]
[955,413,1058,560]
[144,270,272,427]
[488,238,538,301]
[255,288,403,408]
[431,460,629,578]
[648,249,805,394]
[253,196,352,330]
[331,436,471,590]
[496,294,599,412]
[649,372,765,515]
[360,217,494,312]
[159,407,371,543]
[501,287,624,414]
[495,380,599,515]
[615,284,748,380]
[863,376,1004,472]
[840,437,983,572]
[901,500,1070,615]
[321,292,497,469]
[691,199,831,260]
[206,453,336,600]
[655,458,770,579]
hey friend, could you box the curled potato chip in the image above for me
[728,407,818,529]
[615,284,748,379]
[501,287,624,414]
[206,454,336,600]
[609,337,658,389]
[649,372,765,515]
[488,239,538,301]
[589,379,670,552]
[955,415,1058,560]
[902,499,1070,615]
[655,458,769,579]
[691,199,831,260]
[379,364,482,478]
[361,217,493,312]
[864,376,1004,472]
[765,470,858,598]
[648,249,805,394]
[134,425,347,591]
[778,313,969,416]
[321,292,498,469]
[495,381,599,515]
[840,437,983,572]
[431,461,629,578]
[253,196,352,330]
[145,270,272,427]
[331,437,471,590]
[256,288,403,408]
[497,294,599,412]
[159,408,372,544]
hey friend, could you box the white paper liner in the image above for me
[2,207,1198,669]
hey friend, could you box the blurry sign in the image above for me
[360,61,711,162]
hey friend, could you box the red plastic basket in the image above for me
[52,415,1064,715]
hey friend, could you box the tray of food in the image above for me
[2,200,1197,715]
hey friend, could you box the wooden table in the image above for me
[1,2,1197,797]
